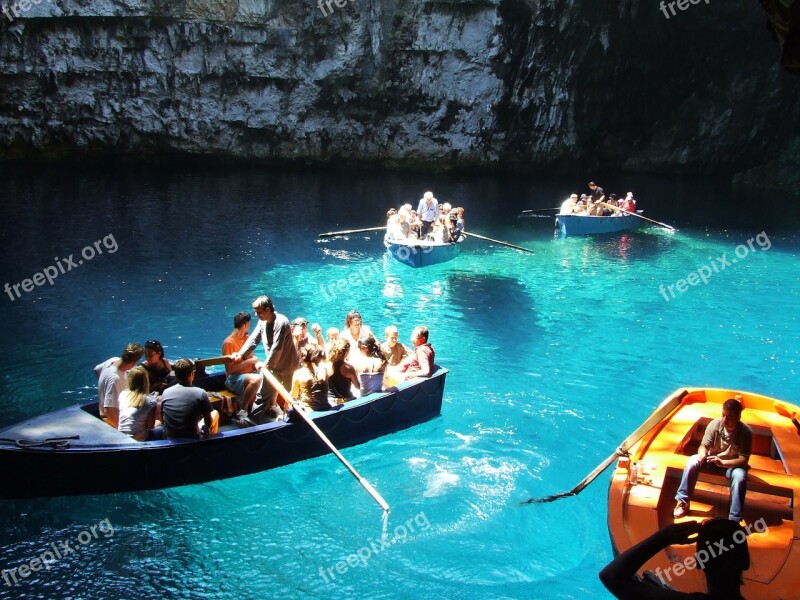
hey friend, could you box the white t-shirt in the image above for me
[95,358,125,416]
[118,392,158,442]
[560,198,576,215]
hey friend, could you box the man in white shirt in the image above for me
[95,342,144,427]
[417,191,439,238]
[559,194,579,215]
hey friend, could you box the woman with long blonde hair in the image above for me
[118,365,162,441]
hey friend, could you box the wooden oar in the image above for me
[520,208,560,213]
[520,389,689,505]
[319,226,386,238]
[464,231,535,254]
[260,368,390,512]
[599,202,676,232]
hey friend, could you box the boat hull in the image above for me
[607,388,800,600]
[384,238,463,267]
[556,213,641,235]
[0,369,447,499]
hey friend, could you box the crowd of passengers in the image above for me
[95,297,435,443]
[385,190,465,244]
[559,182,638,216]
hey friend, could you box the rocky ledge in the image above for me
[1,0,799,181]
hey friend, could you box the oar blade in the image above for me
[259,368,391,512]
[519,491,576,505]
[519,390,688,506]
[361,478,390,512]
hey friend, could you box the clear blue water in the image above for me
[0,164,798,599]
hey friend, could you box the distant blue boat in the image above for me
[555,212,642,236]
[384,237,464,267]
[0,368,447,499]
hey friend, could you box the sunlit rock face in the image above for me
[0,0,799,176]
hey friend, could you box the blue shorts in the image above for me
[225,374,250,396]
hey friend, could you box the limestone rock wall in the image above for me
[0,0,798,173]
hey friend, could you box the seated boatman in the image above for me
[222,311,261,427]
[673,398,752,521]
[160,359,219,439]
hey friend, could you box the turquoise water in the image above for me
[0,165,798,599]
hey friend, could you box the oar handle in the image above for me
[194,355,233,368]
[259,368,390,512]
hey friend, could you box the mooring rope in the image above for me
[0,435,80,449]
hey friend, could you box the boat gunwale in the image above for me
[0,368,449,453]
[555,212,643,235]
[383,237,464,250]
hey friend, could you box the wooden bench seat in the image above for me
[697,468,795,502]
[206,389,239,418]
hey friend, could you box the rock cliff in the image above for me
[1,0,798,177]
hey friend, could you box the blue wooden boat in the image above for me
[555,212,642,236]
[384,237,464,267]
[0,368,447,499]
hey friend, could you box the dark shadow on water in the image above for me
[445,273,539,344]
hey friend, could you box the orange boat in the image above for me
[607,388,800,600]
